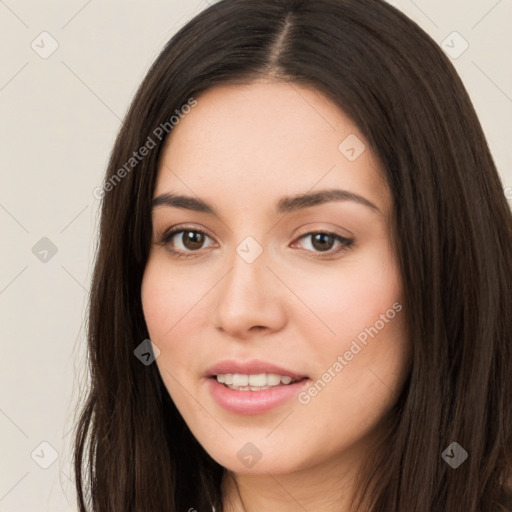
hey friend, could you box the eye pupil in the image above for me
[312,233,334,251]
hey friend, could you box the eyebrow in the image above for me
[151,188,381,216]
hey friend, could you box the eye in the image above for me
[292,231,354,259]
[159,228,216,259]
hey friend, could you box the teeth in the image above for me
[215,373,300,390]
[232,374,249,386]
[248,374,266,386]
[267,374,281,386]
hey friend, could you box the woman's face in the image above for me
[141,81,410,476]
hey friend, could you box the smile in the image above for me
[215,373,301,391]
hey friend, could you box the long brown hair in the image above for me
[73,0,512,510]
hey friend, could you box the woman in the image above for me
[73,0,512,510]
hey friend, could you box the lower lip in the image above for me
[207,377,310,415]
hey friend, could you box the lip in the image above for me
[204,359,310,415]
[204,359,307,380]
[207,377,310,415]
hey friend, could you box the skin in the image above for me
[141,80,411,512]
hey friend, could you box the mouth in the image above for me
[204,360,310,414]
[204,359,308,381]
[210,373,308,391]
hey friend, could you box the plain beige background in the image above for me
[0,1,511,510]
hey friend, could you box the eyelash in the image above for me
[158,227,354,260]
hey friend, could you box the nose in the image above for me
[211,244,287,339]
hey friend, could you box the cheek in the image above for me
[141,266,189,380]
[141,271,172,340]
[140,258,212,377]
[141,258,201,340]
[293,248,408,416]
[289,247,403,347]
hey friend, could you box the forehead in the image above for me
[154,80,390,216]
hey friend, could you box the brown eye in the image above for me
[310,233,336,252]
[180,230,206,250]
[294,231,354,259]
[159,228,215,259]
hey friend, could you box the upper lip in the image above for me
[205,359,308,379]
